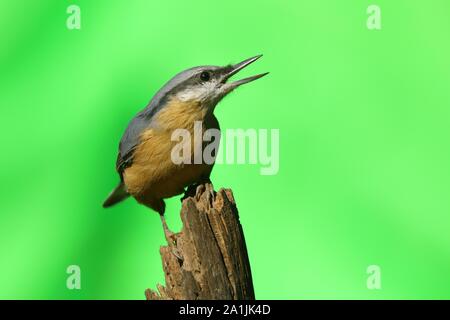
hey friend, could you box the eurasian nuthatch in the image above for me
[103,55,267,240]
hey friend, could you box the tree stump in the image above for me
[145,183,255,300]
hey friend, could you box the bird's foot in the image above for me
[181,184,196,202]
[159,214,177,246]
[181,179,214,202]
[194,182,215,210]
[195,183,206,200]
[159,214,183,260]
[164,229,177,246]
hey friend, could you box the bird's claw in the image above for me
[164,230,177,246]
[163,228,183,260]
[205,183,215,209]
[160,214,178,246]
[171,247,183,261]
[195,184,206,201]
[197,183,214,210]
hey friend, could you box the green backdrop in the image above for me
[1,0,449,299]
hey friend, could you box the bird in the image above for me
[103,55,268,242]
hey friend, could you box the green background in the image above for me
[1,0,449,299]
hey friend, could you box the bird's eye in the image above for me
[200,71,211,81]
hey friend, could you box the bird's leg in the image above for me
[159,214,176,245]
[152,199,182,259]
[195,183,206,200]
[206,182,215,201]
[159,214,183,261]
[200,182,215,210]
[195,178,215,205]
[153,199,176,245]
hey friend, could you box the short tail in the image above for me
[103,182,129,208]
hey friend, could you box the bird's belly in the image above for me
[151,163,211,198]
[123,129,212,201]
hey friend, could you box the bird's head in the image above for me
[149,55,268,114]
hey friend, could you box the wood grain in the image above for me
[145,183,254,300]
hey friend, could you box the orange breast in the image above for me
[123,98,218,202]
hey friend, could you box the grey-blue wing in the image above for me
[116,110,153,177]
[115,83,174,178]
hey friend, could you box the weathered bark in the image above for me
[145,183,254,300]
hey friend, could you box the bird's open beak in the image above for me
[221,55,268,91]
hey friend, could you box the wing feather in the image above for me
[116,110,154,177]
